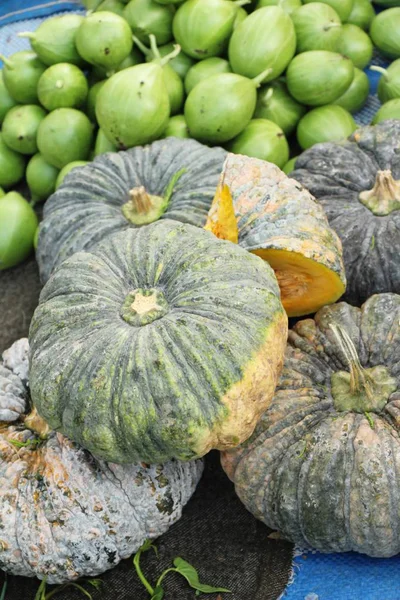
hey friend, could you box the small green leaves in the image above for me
[173,558,231,594]
[151,586,165,599]
[32,576,102,600]
[133,539,230,597]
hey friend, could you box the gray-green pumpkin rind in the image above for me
[222,294,400,557]
[0,339,203,584]
[290,120,400,305]
[29,219,287,464]
[36,137,227,283]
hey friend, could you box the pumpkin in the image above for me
[0,339,203,584]
[36,137,226,282]
[291,120,400,306]
[213,154,346,317]
[222,293,400,557]
[29,219,288,464]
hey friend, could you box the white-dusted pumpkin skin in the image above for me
[0,339,29,422]
[0,341,203,584]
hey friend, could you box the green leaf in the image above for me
[34,578,47,600]
[151,585,165,599]
[0,578,7,600]
[87,579,103,590]
[140,539,158,557]
[172,558,231,594]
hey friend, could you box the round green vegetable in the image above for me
[371,99,400,124]
[297,104,356,149]
[336,24,373,69]
[96,62,170,148]
[55,161,90,190]
[162,114,190,138]
[286,51,354,106]
[173,0,247,59]
[333,67,369,113]
[228,6,296,82]
[0,51,46,104]
[75,12,133,72]
[302,0,354,21]
[0,192,38,270]
[123,0,175,45]
[17,15,85,66]
[86,80,106,122]
[291,3,342,53]
[134,35,184,115]
[37,109,94,169]
[2,104,47,155]
[96,0,126,15]
[0,134,25,188]
[370,8,400,59]
[26,153,59,204]
[93,128,118,156]
[184,68,272,143]
[282,156,298,174]
[371,60,400,103]
[234,6,248,27]
[37,63,88,111]
[147,42,195,79]
[254,81,306,136]
[226,118,289,169]
[184,57,232,94]
[256,0,302,14]
[346,0,375,31]
[91,47,144,80]
[0,72,17,124]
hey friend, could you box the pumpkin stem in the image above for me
[17,32,35,40]
[23,407,50,438]
[0,54,13,69]
[329,324,397,414]
[122,169,186,226]
[359,170,400,216]
[252,67,273,88]
[149,34,161,61]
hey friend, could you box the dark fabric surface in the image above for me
[0,257,294,600]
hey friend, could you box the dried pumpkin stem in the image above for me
[359,170,400,216]
[329,324,397,414]
[23,407,50,438]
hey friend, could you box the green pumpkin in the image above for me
[36,137,226,282]
[30,219,288,464]
[222,294,400,557]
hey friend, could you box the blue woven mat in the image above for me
[0,4,397,600]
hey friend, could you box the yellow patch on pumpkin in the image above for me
[204,182,239,244]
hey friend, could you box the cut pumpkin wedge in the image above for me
[208,154,346,317]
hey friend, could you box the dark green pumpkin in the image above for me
[36,137,227,282]
[29,219,288,464]
[291,120,400,305]
[222,293,400,557]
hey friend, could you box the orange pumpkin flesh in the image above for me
[208,154,346,317]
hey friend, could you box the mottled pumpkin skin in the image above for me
[29,220,287,464]
[220,154,346,316]
[222,294,400,557]
[37,137,227,283]
[291,120,400,305]
[0,339,29,422]
[0,340,203,584]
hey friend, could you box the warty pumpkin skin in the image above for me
[291,120,400,306]
[215,154,346,317]
[222,293,400,557]
[0,339,203,584]
[36,137,227,283]
[29,219,288,464]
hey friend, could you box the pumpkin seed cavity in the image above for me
[330,324,397,414]
[359,169,400,216]
[121,288,168,326]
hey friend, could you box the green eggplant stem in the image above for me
[17,31,35,39]
[262,87,274,104]
[0,54,13,69]
[149,34,161,61]
[160,44,181,67]
[132,35,151,57]
[369,65,388,78]
[252,67,273,87]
